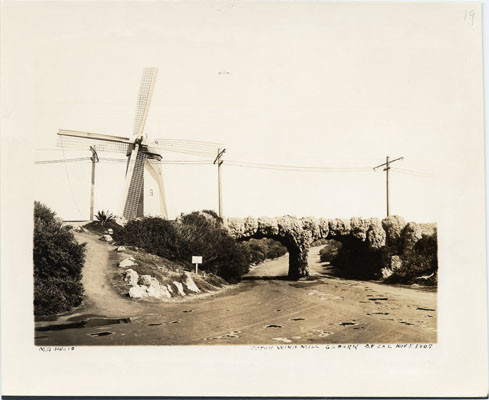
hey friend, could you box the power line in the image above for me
[226,160,372,172]
[391,167,431,178]
[34,157,91,164]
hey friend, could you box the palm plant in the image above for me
[95,210,115,226]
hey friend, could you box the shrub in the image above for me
[319,240,342,262]
[311,238,328,247]
[241,238,288,265]
[385,231,438,285]
[113,211,250,283]
[95,210,115,226]
[33,202,86,315]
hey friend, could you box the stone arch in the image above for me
[236,230,309,280]
[226,215,405,280]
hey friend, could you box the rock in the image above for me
[382,216,407,247]
[401,222,423,256]
[167,284,173,294]
[390,255,403,271]
[301,217,321,242]
[100,234,113,242]
[72,225,83,232]
[124,269,139,286]
[119,258,137,268]
[257,217,279,236]
[139,275,157,286]
[350,217,369,241]
[381,267,393,279]
[173,281,186,296]
[184,272,200,293]
[129,285,148,299]
[328,218,351,237]
[115,246,126,252]
[366,218,386,249]
[107,228,114,235]
[226,214,434,281]
[137,275,172,299]
[147,282,163,298]
[160,285,172,298]
[318,218,330,238]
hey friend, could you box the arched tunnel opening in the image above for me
[317,236,383,280]
[237,234,306,280]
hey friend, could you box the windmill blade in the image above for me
[133,67,158,139]
[122,147,146,220]
[57,129,131,154]
[145,159,168,219]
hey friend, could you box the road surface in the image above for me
[35,235,437,345]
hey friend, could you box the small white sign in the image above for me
[192,256,202,264]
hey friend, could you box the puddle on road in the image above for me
[338,321,357,326]
[148,323,161,326]
[290,317,305,321]
[265,324,283,329]
[88,331,114,337]
[367,312,389,315]
[36,317,131,332]
[368,298,388,301]
[399,321,414,326]
[182,309,193,313]
[170,320,181,324]
[417,307,435,312]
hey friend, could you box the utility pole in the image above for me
[89,145,99,221]
[214,148,226,219]
[373,155,403,217]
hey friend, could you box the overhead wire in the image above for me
[35,149,430,176]
[391,167,432,178]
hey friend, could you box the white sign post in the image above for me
[192,256,202,274]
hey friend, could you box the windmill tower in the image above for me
[56,68,168,220]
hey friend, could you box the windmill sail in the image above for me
[133,67,158,138]
[121,67,163,220]
[56,68,169,221]
[57,129,131,154]
[122,147,146,220]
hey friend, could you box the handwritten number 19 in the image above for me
[464,9,475,26]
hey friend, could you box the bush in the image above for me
[33,202,86,315]
[113,211,250,283]
[385,231,438,285]
[319,240,342,262]
[241,238,288,265]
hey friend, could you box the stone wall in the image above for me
[227,215,437,282]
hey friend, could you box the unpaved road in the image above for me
[35,235,436,345]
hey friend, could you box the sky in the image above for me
[2,1,484,222]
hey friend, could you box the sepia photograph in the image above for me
[1,0,487,397]
[34,64,438,346]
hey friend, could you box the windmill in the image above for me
[56,67,168,221]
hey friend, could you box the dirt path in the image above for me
[70,232,145,318]
[35,239,437,345]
